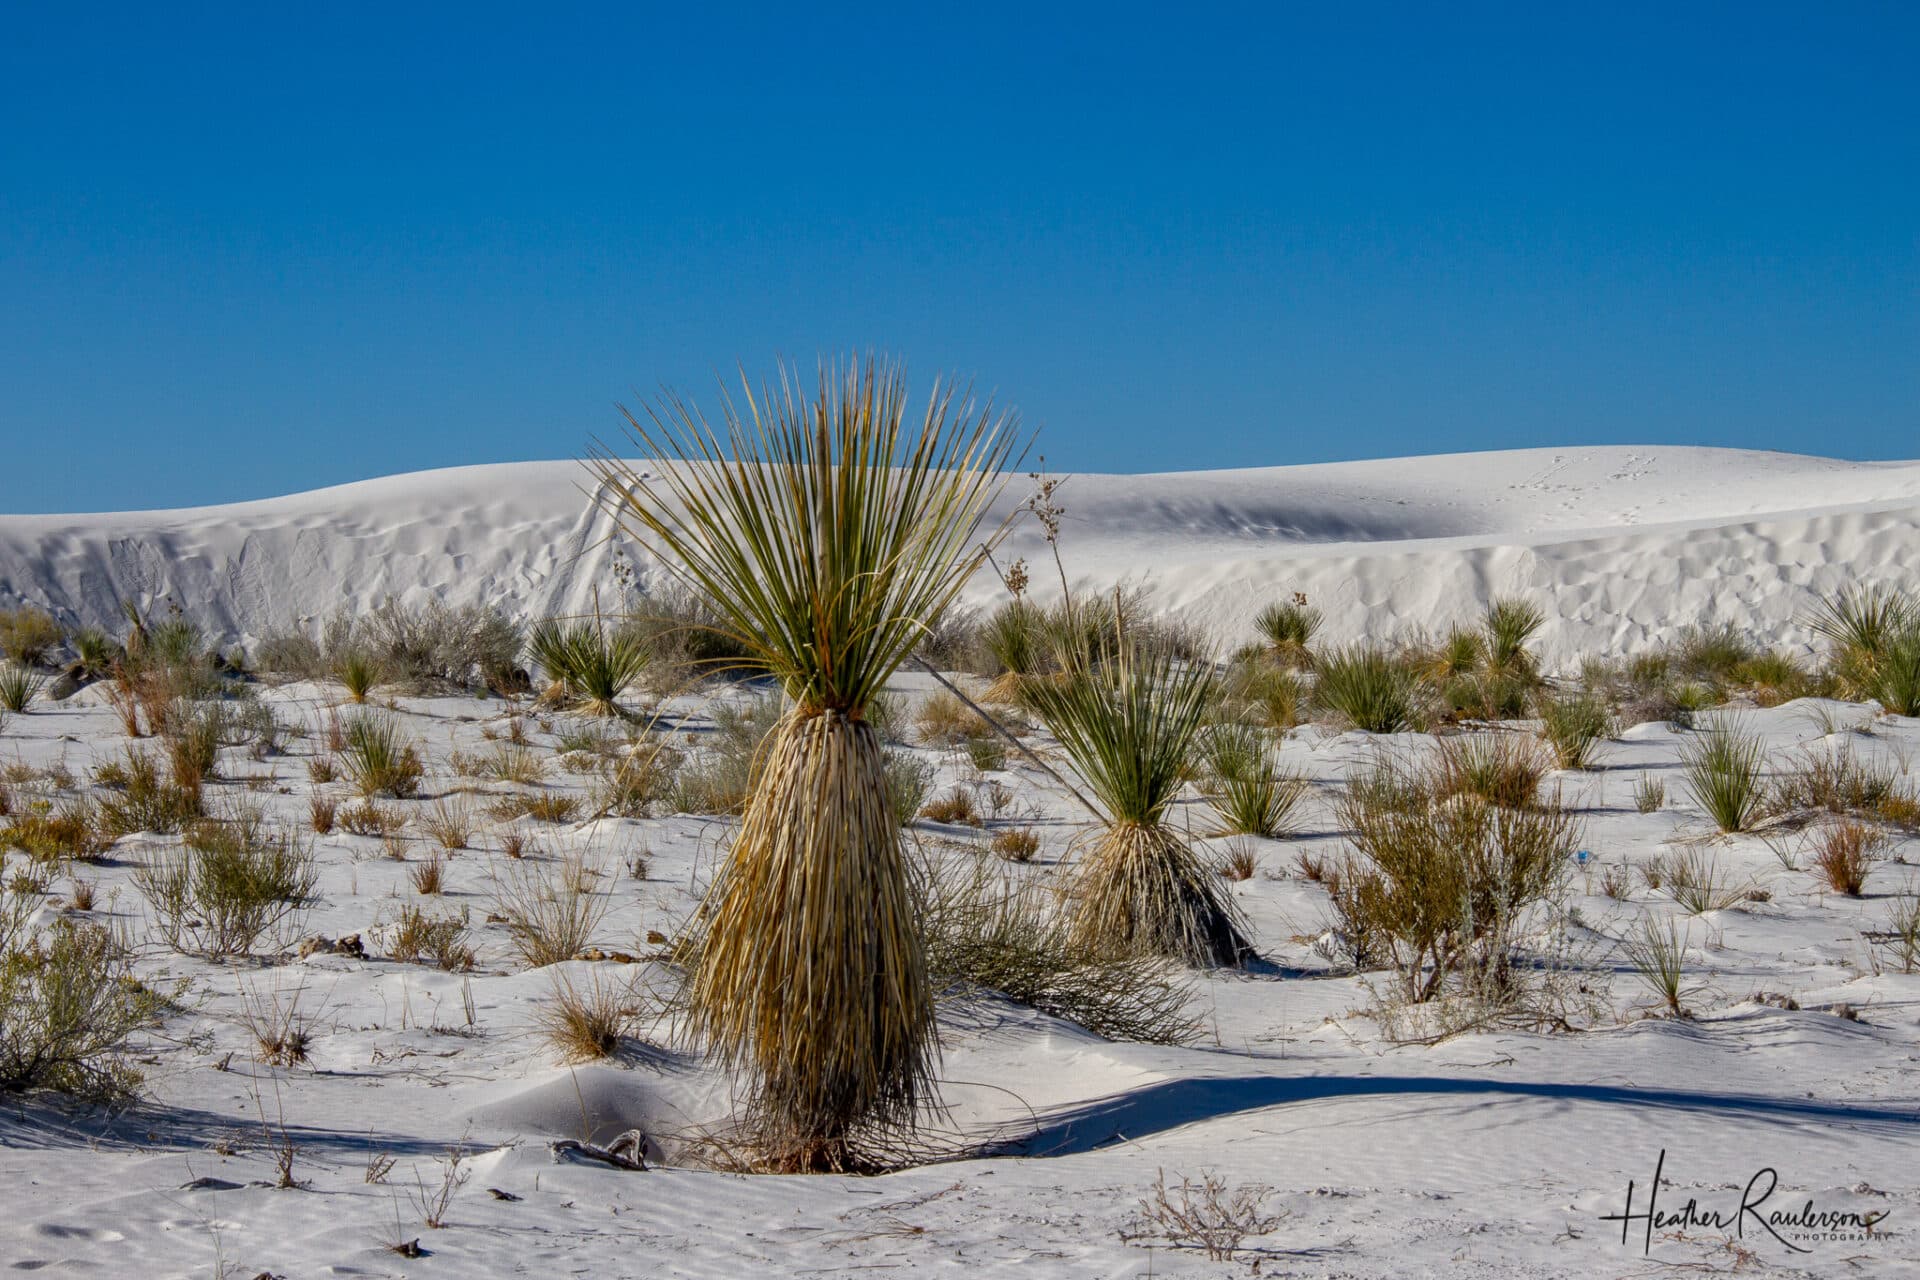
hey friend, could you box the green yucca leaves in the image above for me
[1679,720,1767,834]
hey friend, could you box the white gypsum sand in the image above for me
[0,446,1915,1277]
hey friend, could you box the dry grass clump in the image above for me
[669,692,781,815]
[921,859,1197,1044]
[1809,819,1886,896]
[0,896,162,1102]
[1199,721,1308,838]
[1634,773,1665,813]
[919,785,981,826]
[420,796,473,850]
[3,798,108,864]
[914,690,990,745]
[487,741,547,786]
[133,804,318,957]
[258,601,523,694]
[341,711,424,798]
[339,799,407,837]
[1215,841,1258,882]
[883,750,936,828]
[1432,733,1549,809]
[1125,1168,1285,1263]
[588,355,1018,1169]
[1768,745,1914,826]
[1619,914,1692,1017]
[387,904,475,970]
[1865,897,1920,973]
[409,850,448,895]
[239,983,315,1067]
[534,966,643,1062]
[1023,639,1251,968]
[95,746,202,836]
[1220,656,1305,731]
[1651,846,1745,914]
[1328,758,1577,1003]
[489,851,608,968]
[990,827,1041,862]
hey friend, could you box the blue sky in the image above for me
[2,4,1914,512]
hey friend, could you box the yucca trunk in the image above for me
[688,708,933,1168]
[1069,821,1250,968]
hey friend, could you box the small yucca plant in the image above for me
[1314,644,1420,733]
[979,599,1044,701]
[1679,721,1767,834]
[0,664,45,713]
[1200,721,1307,838]
[332,648,385,704]
[1253,597,1320,669]
[1022,639,1251,967]
[1806,584,1915,697]
[536,618,647,717]
[1537,690,1613,770]
[340,711,424,798]
[587,355,1020,1170]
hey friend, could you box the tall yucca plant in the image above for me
[1021,638,1252,967]
[586,357,1020,1170]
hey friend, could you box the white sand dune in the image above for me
[6,445,1920,659]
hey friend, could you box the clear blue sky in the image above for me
[3,3,1915,513]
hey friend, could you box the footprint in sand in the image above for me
[31,1225,125,1243]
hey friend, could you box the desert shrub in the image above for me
[1329,763,1577,1003]
[1126,1168,1284,1264]
[1314,644,1420,733]
[235,701,290,760]
[534,966,640,1062]
[96,747,202,836]
[0,906,161,1102]
[1679,722,1767,833]
[1432,734,1548,809]
[883,750,936,828]
[308,794,338,835]
[339,799,407,837]
[341,711,424,798]
[619,580,757,683]
[1767,745,1908,822]
[363,598,523,692]
[1200,721,1307,838]
[0,608,64,667]
[388,904,476,971]
[1253,595,1320,669]
[419,797,472,850]
[590,739,683,818]
[1731,650,1813,706]
[990,827,1041,862]
[489,851,607,968]
[1668,623,1754,685]
[1537,690,1612,770]
[1220,656,1305,730]
[1810,819,1885,896]
[1633,773,1665,813]
[978,599,1045,696]
[670,692,781,814]
[3,799,106,864]
[921,862,1197,1043]
[913,604,982,673]
[135,807,318,957]
[0,664,45,713]
[521,792,582,824]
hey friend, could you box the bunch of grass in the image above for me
[0,607,63,666]
[96,746,202,836]
[919,858,1197,1044]
[1537,690,1612,770]
[1810,818,1885,896]
[387,904,475,971]
[1220,656,1305,731]
[884,750,936,827]
[534,966,641,1062]
[1252,596,1320,669]
[160,699,231,790]
[1199,721,1307,838]
[1619,914,1692,1016]
[1023,639,1251,967]
[979,598,1046,700]
[1678,721,1768,833]
[488,850,608,968]
[1633,773,1666,813]
[1654,846,1743,915]
[589,356,1020,1170]
[332,647,386,704]
[1480,597,1544,681]
[341,711,424,798]
[1314,644,1421,733]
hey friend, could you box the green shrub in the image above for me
[884,750,936,828]
[0,608,64,666]
[1433,733,1548,809]
[134,807,318,957]
[0,908,162,1102]
[96,747,202,836]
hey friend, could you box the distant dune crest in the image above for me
[4,445,1918,663]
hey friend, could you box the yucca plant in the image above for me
[1679,721,1767,833]
[535,617,648,716]
[331,647,385,704]
[1022,639,1251,968]
[979,598,1044,701]
[585,356,1020,1170]
[0,664,45,713]
[1867,626,1920,717]
[1481,597,1545,678]
[1200,721,1307,838]
[1253,597,1320,669]
[1537,689,1613,770]
[1314,644,1420,733]
[1806,584,1915,697]
[340,710,424,798]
